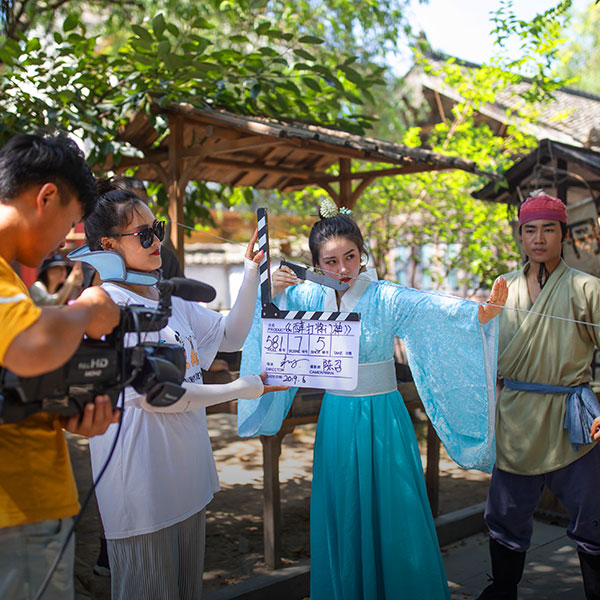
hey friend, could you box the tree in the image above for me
[0,8,386,153]
[0,0,426,145]
[1,0,418,61]
[560,1,600,94]
[275,1,577,289]
[0,0,581,288]
[0,1,422,223]
[0,0,141,40]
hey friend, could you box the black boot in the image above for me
[476,538,526,600]
[579,551,600,600]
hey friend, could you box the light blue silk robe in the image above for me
[239,272,497,600]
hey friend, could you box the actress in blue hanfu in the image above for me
[238,203,507,600]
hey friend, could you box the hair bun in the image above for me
[96,177,118,196]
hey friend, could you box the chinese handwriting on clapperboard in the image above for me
[256,207,361,392]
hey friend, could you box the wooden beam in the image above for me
[206,136,291,156]
[229,169,252,187]
[269,146,297,167]
[180,157,205,191]
[115,151,319,181]
[434,89,448,125]
[112,140,466,181]
[229,145,304,188]
[149,163,170,190]
[168,115,185,269]
[111,139,288,170]
[320,182,340,205]
[199,156,315,178]
[303,163,447,185]
[557,158,568,202]
[281,164,448,192]
[238,145,298,187]
[115,152,168,170]
[350,175,376,207]
[426,420,440,517]
[261,427,293,570]
[114,135,371,172]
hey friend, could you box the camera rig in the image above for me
[0,277,215,424]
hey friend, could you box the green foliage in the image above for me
[0,9,385,155]
[0,1,414,226]
[560,1,600,94]
[0,0,585,287]
[490,0,577,102]
[274,1,576,290]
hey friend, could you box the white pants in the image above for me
[108,510,206,600]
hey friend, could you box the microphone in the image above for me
[159,277,217,303]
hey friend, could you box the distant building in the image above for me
[390,52,600,292]
[402,52,600,152]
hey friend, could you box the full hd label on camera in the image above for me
[79,358,110,370]
[69,347,118,383]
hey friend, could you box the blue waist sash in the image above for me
[504,379,600,450]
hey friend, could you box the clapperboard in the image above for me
[257,208,361,391]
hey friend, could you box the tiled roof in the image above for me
[110,102,497,194]
[473,139,600,204]
[411,53,600,152]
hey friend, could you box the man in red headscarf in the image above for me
[477,191,600,600]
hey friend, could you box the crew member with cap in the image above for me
[477,191,600,600]
[29,254,83,306]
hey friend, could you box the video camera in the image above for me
[0,277,216,424]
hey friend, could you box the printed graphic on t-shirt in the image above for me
[173,329,204,383]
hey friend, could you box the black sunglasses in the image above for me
[117,220,166,249]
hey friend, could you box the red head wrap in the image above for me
[518,193,567,226]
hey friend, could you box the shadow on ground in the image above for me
[67,411,491,598]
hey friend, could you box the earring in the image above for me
[360,254,368,273]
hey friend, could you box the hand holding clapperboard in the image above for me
[257,208,361,391]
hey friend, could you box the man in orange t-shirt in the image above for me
[0,133,121,600]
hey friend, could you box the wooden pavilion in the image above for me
[108,102,497,265]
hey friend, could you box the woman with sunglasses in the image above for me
[84,180,286,600]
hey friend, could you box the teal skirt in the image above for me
[310,391,450,600]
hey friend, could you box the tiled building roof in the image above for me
[405,53,600,152]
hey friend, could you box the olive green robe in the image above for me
[497,259,600,474]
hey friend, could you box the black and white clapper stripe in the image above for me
[257,208,359,322]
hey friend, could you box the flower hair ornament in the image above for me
[319,197,352,219]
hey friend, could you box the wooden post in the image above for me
[425,419,440,517]
[557,157,568,202]
[339,158,351,208]
[167,115,185,270]
[261,422,296,569]
[261,432,283,569]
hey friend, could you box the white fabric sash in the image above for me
[328,358,397,397]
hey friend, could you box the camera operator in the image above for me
[0,133,121,600]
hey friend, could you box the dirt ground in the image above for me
[67,409,491,599]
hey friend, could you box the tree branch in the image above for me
[47,0,76,10]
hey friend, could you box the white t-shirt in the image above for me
[89,283,224,539]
